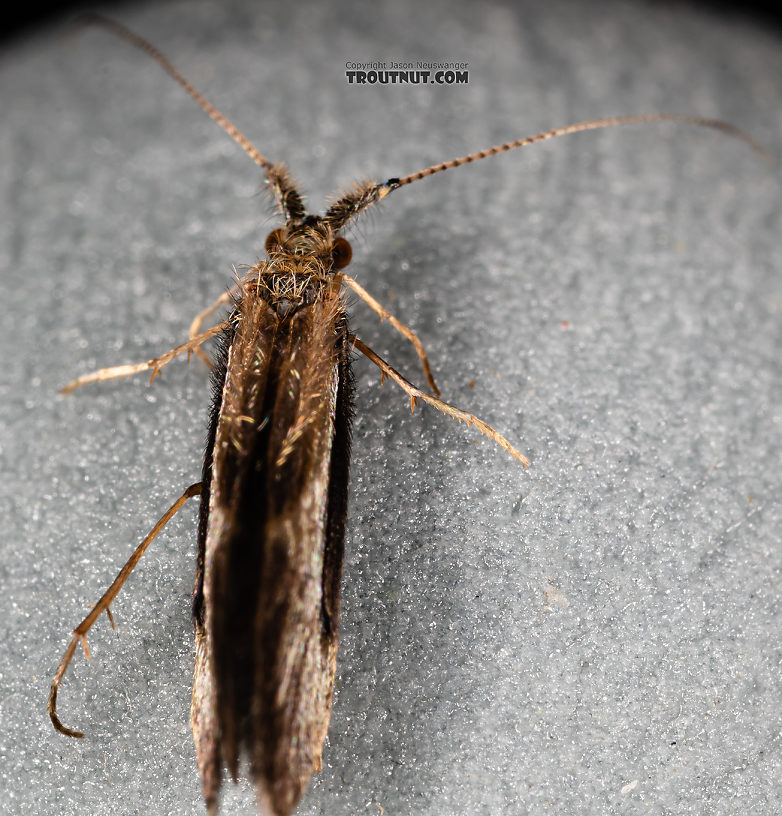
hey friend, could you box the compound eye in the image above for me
[265,228,286,254]
[331,236,352,269]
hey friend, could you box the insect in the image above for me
[47,14,765,816]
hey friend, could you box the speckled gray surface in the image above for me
[1,1,781,814]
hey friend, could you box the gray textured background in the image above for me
[1,1,781,814]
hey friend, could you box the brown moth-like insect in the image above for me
[47,14,766,816]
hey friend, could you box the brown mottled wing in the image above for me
[190,283,353,816]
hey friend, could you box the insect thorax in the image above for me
[251,219,344,318]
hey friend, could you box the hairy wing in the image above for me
[191,285,353,815]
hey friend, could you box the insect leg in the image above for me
[48,482,203,738]
[339,273,440,396]
[188,284,241,369]
[351,334,529,466]
[61,321,231,394]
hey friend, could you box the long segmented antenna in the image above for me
[323,113,769,230]
[79,13,307,223]
[388,113,770,188]
[79,15,769,233]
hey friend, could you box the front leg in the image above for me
[61,321,230,394]
[188,284,241,369]
[338,272,440,396]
